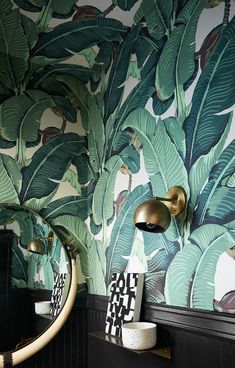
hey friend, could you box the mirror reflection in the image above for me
[0,204,71,353]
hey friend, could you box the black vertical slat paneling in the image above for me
[15,302,87,368]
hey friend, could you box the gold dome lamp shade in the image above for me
[27,231,54,255]
[134,186,187,233]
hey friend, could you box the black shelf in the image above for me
[88,331,171,360]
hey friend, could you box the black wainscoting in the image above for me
[16,297,87,368]
[8,293,235,368]
[87,294,235,368]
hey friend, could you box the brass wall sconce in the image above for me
[27,231,54,255]
[134,186,186,233]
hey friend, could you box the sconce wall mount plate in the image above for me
[163,186,186,216]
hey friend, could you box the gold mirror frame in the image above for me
[0,255,77,367]
[0,204,78,367]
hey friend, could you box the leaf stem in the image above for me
[16,138,27,168]
[102,3,116,17]
[36,1,53,33]
[175,82,186,125]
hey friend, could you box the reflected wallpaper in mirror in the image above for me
[0,204,71,353]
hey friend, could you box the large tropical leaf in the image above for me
[104,24,142,121]
[87,96,105,174]
[0,154,22,204]
[32,18,128,59]
[107,49,161,158]
[122,108,189,196]
[164,240,202,306]
[19,133,86,204]
[134,28,163,69]
[155,0,204,100]
[11,210,35,246]
[14,0,77,17]
[14,0,41,12]
[184,16,235,169]
[56,74,91,131]
[134,0,173,40]
[52,96,77,123]
[143,232,180,273]
[115,0,139,11]
[119,145,140,174]
[52,215,106,294]
[73,154,94,186]
[106,184,152,285]
[192,140,235,228]
[0,90,55,142]
[188,116,232,210]
[0,8,29,90]
[40,195,91,221]
[21,14,38,50]
[189,225,235,309]
[122,108,189,241]
[29,64,93,89]
[92,156,123,226]
[144,271,166,303]
[163,117,186,159]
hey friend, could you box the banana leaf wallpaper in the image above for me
[0,0,235,313]
[0,204,70,290]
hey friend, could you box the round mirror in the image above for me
[0,204,77,368]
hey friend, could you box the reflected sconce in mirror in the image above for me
[27,231,54,255]
[134,186,187,233]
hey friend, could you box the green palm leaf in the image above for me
[0,90,55,142]
[155,0,204,100]
[92,156,123,226]
[189,225,235,309]
[56,74,91,131]
[15,0,77,18]
[144,232,180,273]
[20,133,86,205]
[104,24,142,121]
[0,8,29,90]
[107,50,160,158]
[193,140,235,228]
[11,210,34,246]
[30,64,93,89]
[122,108,189,241]
[32,18,128,59]
[87,96,105,174]
[184,16,235,169]
[72,155,94,186]
[119,145,140,174]
[21,14,38,50]
[0,154,22,204]
[40,195,91,221]
[106,184,152,285]
[134,0,173,40]
[52,215,106,294]
[165,241,202,306]
[122,108,189,201]
[188,116,232,210]
[144,272,166,303]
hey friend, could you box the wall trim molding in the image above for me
[87,294,235,341]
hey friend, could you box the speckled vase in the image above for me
[121,322,157,350]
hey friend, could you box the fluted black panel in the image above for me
[16,301,87,368]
